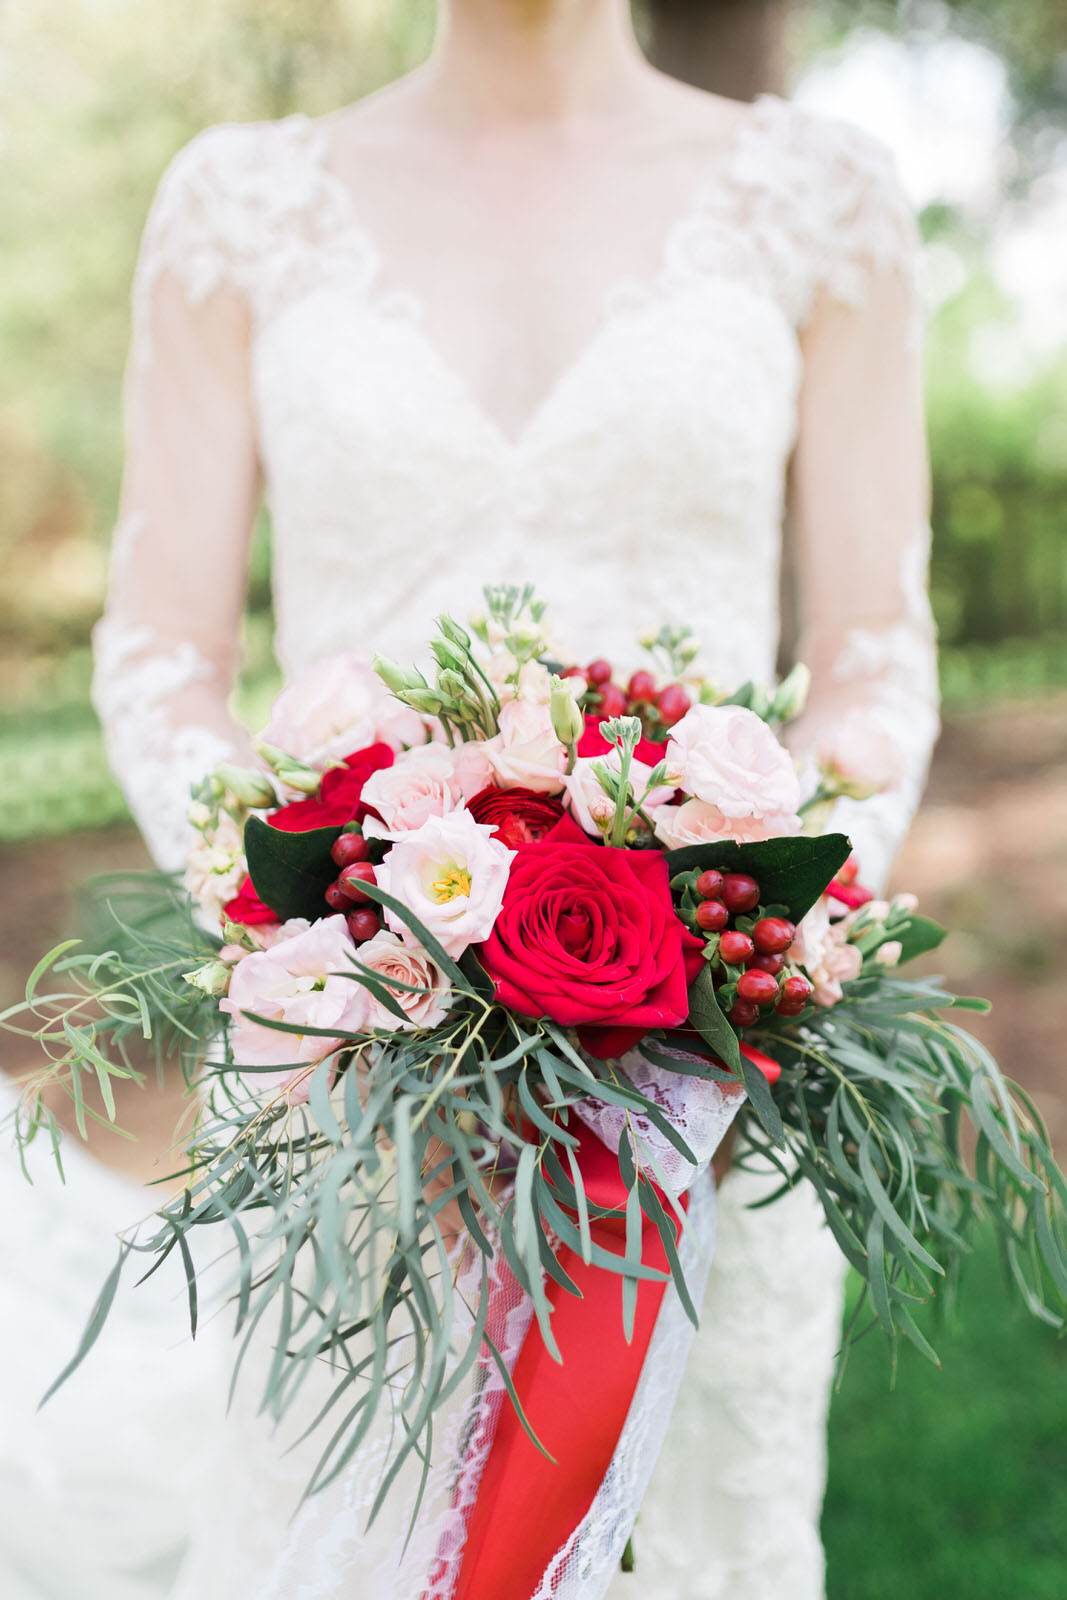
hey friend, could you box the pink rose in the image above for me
[649,796,798,850]
[667,704,801,833]
[482,699,567,795]
[361,745,467,835]
[261,653,427,768]
[219,916,370,1101]
[353,931,452,1031]
[375,809,514,957]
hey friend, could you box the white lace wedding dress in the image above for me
[88,93,938,1599]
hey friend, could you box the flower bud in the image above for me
[874,940,903,967]
[438,614,472,652]
[183,958,232,997]
[215,763,277,809]
[430,637,466,674]
[549,674,584,746]
[373,655,426,696]
[277,767,322,796]
[891,892,920,915]
[187,800,213,830]
[598,715,642,756]
[403,688,446,717]
[773,662,812,722]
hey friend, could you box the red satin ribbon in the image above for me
[450,1116,685,1600]
[439,1043,780,1600]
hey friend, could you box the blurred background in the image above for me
[1,1,1065,1593]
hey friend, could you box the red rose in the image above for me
[477,819,702,1057]
[267,743,394,833]
[577,712,667,770]
[467,785,565,848]
[222,874,277,927]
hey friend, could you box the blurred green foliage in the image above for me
[1,0,1065,841]
[825,1229,1067,1599]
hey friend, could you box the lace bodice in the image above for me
[88,91,939,1600]
[93,94,937,888]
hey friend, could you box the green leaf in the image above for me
[40,1245,129,1407]
[666,832,852,925]
[686,965,741,1075]
[893,914,948,964]
[244,816,342,922]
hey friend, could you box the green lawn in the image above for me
[824,1229,1067,1598]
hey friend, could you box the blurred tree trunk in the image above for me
[644,0,791,101]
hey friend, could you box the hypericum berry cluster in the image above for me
[684,869,813,1029]
[324,829,381,942]
[563,660,692,734]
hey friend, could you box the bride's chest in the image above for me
[249,277,802,524]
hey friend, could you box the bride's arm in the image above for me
[92,143,260,871]
[785,187,939,892]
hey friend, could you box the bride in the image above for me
[91,0,938,1594]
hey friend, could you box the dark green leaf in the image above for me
[244,816,342,922]
[664,832,852,924]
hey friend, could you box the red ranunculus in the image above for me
[223,874,277,926]
[467,785,565,848]
[477,816,702,1058]
[267,743,395,833]
[577,712,667,770]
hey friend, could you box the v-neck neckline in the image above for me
[287,95,783,454]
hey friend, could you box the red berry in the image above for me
[587,658,613,686]
[598,683,627,718]
[775,997,807,1017]
[747,951,784,975]
[728,999,760,1028]
[627,669,657,704]
[331,831,370,868]
[696,869,724,899]
[736,968,780,1006]
[696,899,729,933]
[337,862,377,904]
[752,916,796,955]
[561,664,585,679]
[346,908,380,942]
[718,930,755,965]
[780,974,813,1008]
[721,873,760,913]
[325,882,352,912]
[657,684,691,726]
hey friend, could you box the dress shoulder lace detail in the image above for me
[662,95,919,330]
[133,116,378,330]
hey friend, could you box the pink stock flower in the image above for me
[666,704,801,833]
[219,916,370,1101]
[789,900,863,1007]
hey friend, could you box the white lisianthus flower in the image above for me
[219,916,371,1101]
[482,699,568,794]
[185,811,246,921]
[667,703,801,834]
[354,931,452,1031]
[375,809,514,957]
[260,652,427,769]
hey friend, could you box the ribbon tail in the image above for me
[451,1125,685,1600]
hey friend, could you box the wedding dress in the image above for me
[89,93,938,1599]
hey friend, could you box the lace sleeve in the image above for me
[785,142,939,890]
[92,133,261,870]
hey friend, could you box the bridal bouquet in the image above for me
[7,586,1066,1537]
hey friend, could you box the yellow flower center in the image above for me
[431,862,472,904]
